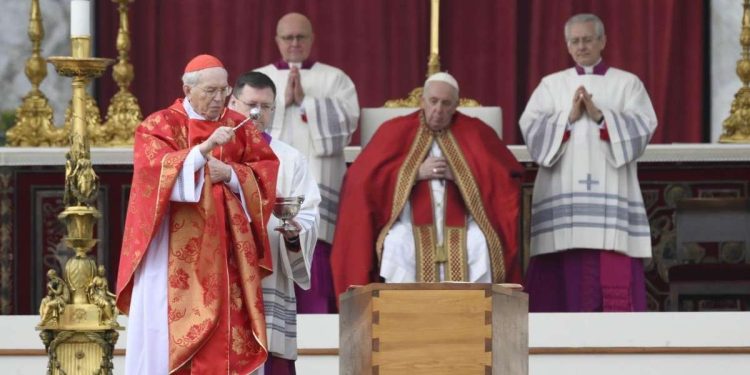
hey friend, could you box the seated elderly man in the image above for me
[331,72,523,299]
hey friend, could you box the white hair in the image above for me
[564,13,605,40]
[182,71,202,87]
[181,67,228,87]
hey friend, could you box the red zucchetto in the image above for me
[184,54,224,73]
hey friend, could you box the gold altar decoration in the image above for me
[427,0,441,78]
[37,37,121,374]
[385,0,480,108]
[6,0,64,146]
[101,0,142,146]
[720,0,750,143]
[8,0,141,147]
[61,89,108,145]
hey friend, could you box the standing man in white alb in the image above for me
[256,12,359,313]
[229,71,320,375]
[519,13,657,313]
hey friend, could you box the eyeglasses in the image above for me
[195,85,233,99]
[567,36,599,47]
[278,34,310,43]
[234,98,275,112]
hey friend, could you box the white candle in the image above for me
[70,0,90,37]
[430,0,439,55]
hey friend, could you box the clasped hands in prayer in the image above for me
[199,126,235,184]
[285,66,305,108]
[568,85,604,124]
[417,156,454,182]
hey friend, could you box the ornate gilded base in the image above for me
[7,93,63,146]
[38,302,121,375]
[62,92,105,146]
[39,328,119,375]
[101,90,141,146]
[61,303,107,329]
[719,0,750,143]
[719,87,750,143]
[719,134,750,143]
[38,303,119,330]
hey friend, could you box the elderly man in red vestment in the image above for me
[116,54,279,374]
[331,72,523,300]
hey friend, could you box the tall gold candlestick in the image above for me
[430,0,439,55]
[71,37,91,59]
[6,0,63,146]
[39,54,120,375]
[427,0,441,77]
[102,0,142,145]
[384,0,479,108]
[720,0,750,143]
[61,36,105,146]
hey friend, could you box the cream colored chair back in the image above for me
[359,107,503,147]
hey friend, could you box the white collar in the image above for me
[580,58,603,74]
[183,97,206,120]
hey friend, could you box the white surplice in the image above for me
[519,66,657,259]
[256,62,359,243]
[260,138,320,362]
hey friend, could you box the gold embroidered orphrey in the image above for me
[375,114,506,283]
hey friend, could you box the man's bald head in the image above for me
[277,13,312,35]
[276,13,315,63]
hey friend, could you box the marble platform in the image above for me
[1,312,749,374]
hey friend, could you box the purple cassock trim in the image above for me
[264,354,296,375]
[524,249,647,312]
[574,60,610,75]
[274,59,316,70]
[261,132,272,144]
[294,240,338,313]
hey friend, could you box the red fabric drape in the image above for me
[95,0,705,145]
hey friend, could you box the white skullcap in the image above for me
[425,72,459,92]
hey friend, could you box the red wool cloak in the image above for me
[331,111,523,299]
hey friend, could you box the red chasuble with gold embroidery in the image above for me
[116,99,278,373]
[331,111,523,299]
